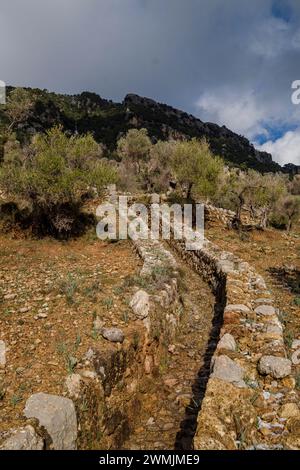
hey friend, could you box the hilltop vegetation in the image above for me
[0,86,283,172]
[0,88,299,238]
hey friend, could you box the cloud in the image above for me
[196,89,269,139]
[257,129,300,165]
[0,0,300,164]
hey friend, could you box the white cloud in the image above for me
[196,89,269,139]
[256,129,300,165]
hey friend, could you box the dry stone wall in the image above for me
[0,211,182,450]
[166,220,299,450]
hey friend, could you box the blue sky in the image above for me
[0,0,300,165]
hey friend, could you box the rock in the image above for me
[168,344,176,354]
[24,393,77,450]
[0,341,6,367]
[80,369,98,380]
[212,355,246,388]
[4,293,16,300]
[65,374,81,399]
[37,312,48,319]
[217,333,236,351]
[253,298,273,304]
[258,355,291,379]
[254,305,276,316]
[291,349,300,365]
[93,317,105,332]
[292,339,300,350]
[146,417,155,426]
[101,327,124,343]
[83,348,95,361]
[282,376,296,389]
[280,403,300,419]
[0,425,44,450]
[144,355,153,374]
[19,307,30,313]
[224,304,250,314]
[130,290,150,319]
[265,323,282,335]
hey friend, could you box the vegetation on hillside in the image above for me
[0,87,299,237]
[0,127,117,236]
[0,86,283,172]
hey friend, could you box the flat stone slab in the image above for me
[212,355,245,388]
[24,393,77,449]
[258,355,291,379]
[0,425,44,450]
[224,304,250,314]
[254,305,276,316]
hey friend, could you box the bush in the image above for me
[0,127,118,236]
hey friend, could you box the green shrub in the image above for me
[0,127,118,236]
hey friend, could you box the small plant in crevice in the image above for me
[56,335,80,374]
[284,329,294,349]
[11,394,22,407]
[133,331,140,350]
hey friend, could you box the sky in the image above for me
[0,0,300,166]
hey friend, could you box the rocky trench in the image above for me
[1,196,299,450]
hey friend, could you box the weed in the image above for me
[294,297,300,306]
[11,394,22,407]
[58,273,79,305]
[284,329,294,348]
[91,329,99,340]
[122,311,129,323]
[133,331,140,349]
[102,297,113,310]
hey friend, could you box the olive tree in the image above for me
[5,88,35,132]
[148,140,176,192]
[117,128,152,186]
[0,126,117,236]
[171,138,224,201]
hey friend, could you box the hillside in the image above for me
[0,87,282,172]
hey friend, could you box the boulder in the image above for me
[101,327,124,343]
[0,425,44,450]
[130,290,150,319]
[24,393,77,450]
[212,355,245,388]
[258,355,291,379]
[217,333,236,351]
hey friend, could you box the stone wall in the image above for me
[166,221,299,450]
[204,203,263,229]
[0,220,182,450]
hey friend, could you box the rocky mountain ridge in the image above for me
[0,87,292,173]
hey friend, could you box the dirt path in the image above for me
[122,249,219,450]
